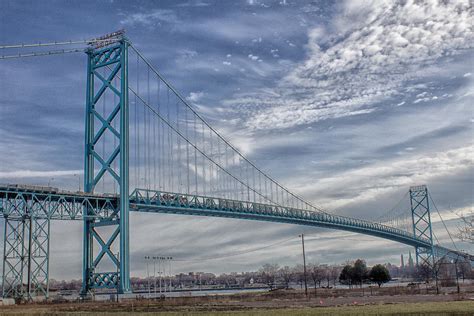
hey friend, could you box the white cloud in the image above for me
[248,54,259,61]
[288,145,473,210]
[186,91,205,102]
[120,9,178,27]
[227,0,473,130]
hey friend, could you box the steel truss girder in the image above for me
[83,39,130,295]
[410,185,435,267]
[130,189,472,264]
[2,216,50,300]
[0,188,118,220]
[130,189,431,247]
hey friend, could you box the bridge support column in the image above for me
[410,185,435,268]
[81,34,130,296]
[2,216,50,300]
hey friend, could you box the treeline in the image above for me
[259,260,390,290]
[48,258,473,292]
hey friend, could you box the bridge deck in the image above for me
[1,185,470,262]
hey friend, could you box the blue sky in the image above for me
[0,0,473,280]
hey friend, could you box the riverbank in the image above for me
[0,289,473,315]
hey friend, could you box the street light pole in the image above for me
[74,173,81,192]
[168,256,173,293]
[299,234,308,297]
[153,256,157,297]
[145,256,150,298]
[159,258,162,294]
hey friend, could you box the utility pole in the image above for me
[453,258,460,294]
[299,234,308,297]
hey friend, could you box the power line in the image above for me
[172,236,298,262]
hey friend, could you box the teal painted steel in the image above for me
[410,185,435,267]
[1,184,472,298]
[119,40,131,293]
[1,213,50,299]
[0,186,118,220]
[128,189,472,264]
[82,46,94,296]
[81,37,130,295]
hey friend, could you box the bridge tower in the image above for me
[2,214,50,300]
[82,31,130,295]
[409,185,435,268]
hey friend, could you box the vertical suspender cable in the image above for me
[155,77,163,190]
[185,106,190,194]
[153,74,157,190]
[167,89,172,191]
[137,54,141,188]
[217,138,221,197]
[252,167,256,203]
[210,129,214,195]
[248,162,252,202]
[147,66,151,189]
[161,85,165,190]
[113,77,117,194]
[143,67,147,189]
[177,99,181,192]
[224,144,230,199]
[194,111,198,195]
[202,121,206,196]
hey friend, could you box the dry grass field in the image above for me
[0,290,473,316]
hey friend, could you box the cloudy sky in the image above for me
[0,0,473,280]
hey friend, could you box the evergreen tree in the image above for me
[369,264,391,287]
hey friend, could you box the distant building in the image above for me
[401,253,405,268]
[408,251,414,269]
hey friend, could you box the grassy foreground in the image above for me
[1,301,473,316]
[196,301,474,316]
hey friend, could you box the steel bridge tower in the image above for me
[410,185,435,267]
[2,215,50,300]
[82,34,130,295]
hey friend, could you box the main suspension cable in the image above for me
[128,43,327,214]
[429,193,459,251]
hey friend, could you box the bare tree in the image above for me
[279,266,293,289]
[292,264,305,289]
[330,266,342,287]
[416,263,433,284]
[458,259,473,281]
[323,265,332,287]
[308,263,325,293]
[259,263,279,290]
[456,209,473,244]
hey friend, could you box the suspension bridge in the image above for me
[0,31,471,300]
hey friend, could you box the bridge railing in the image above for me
[130,188,432,245]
